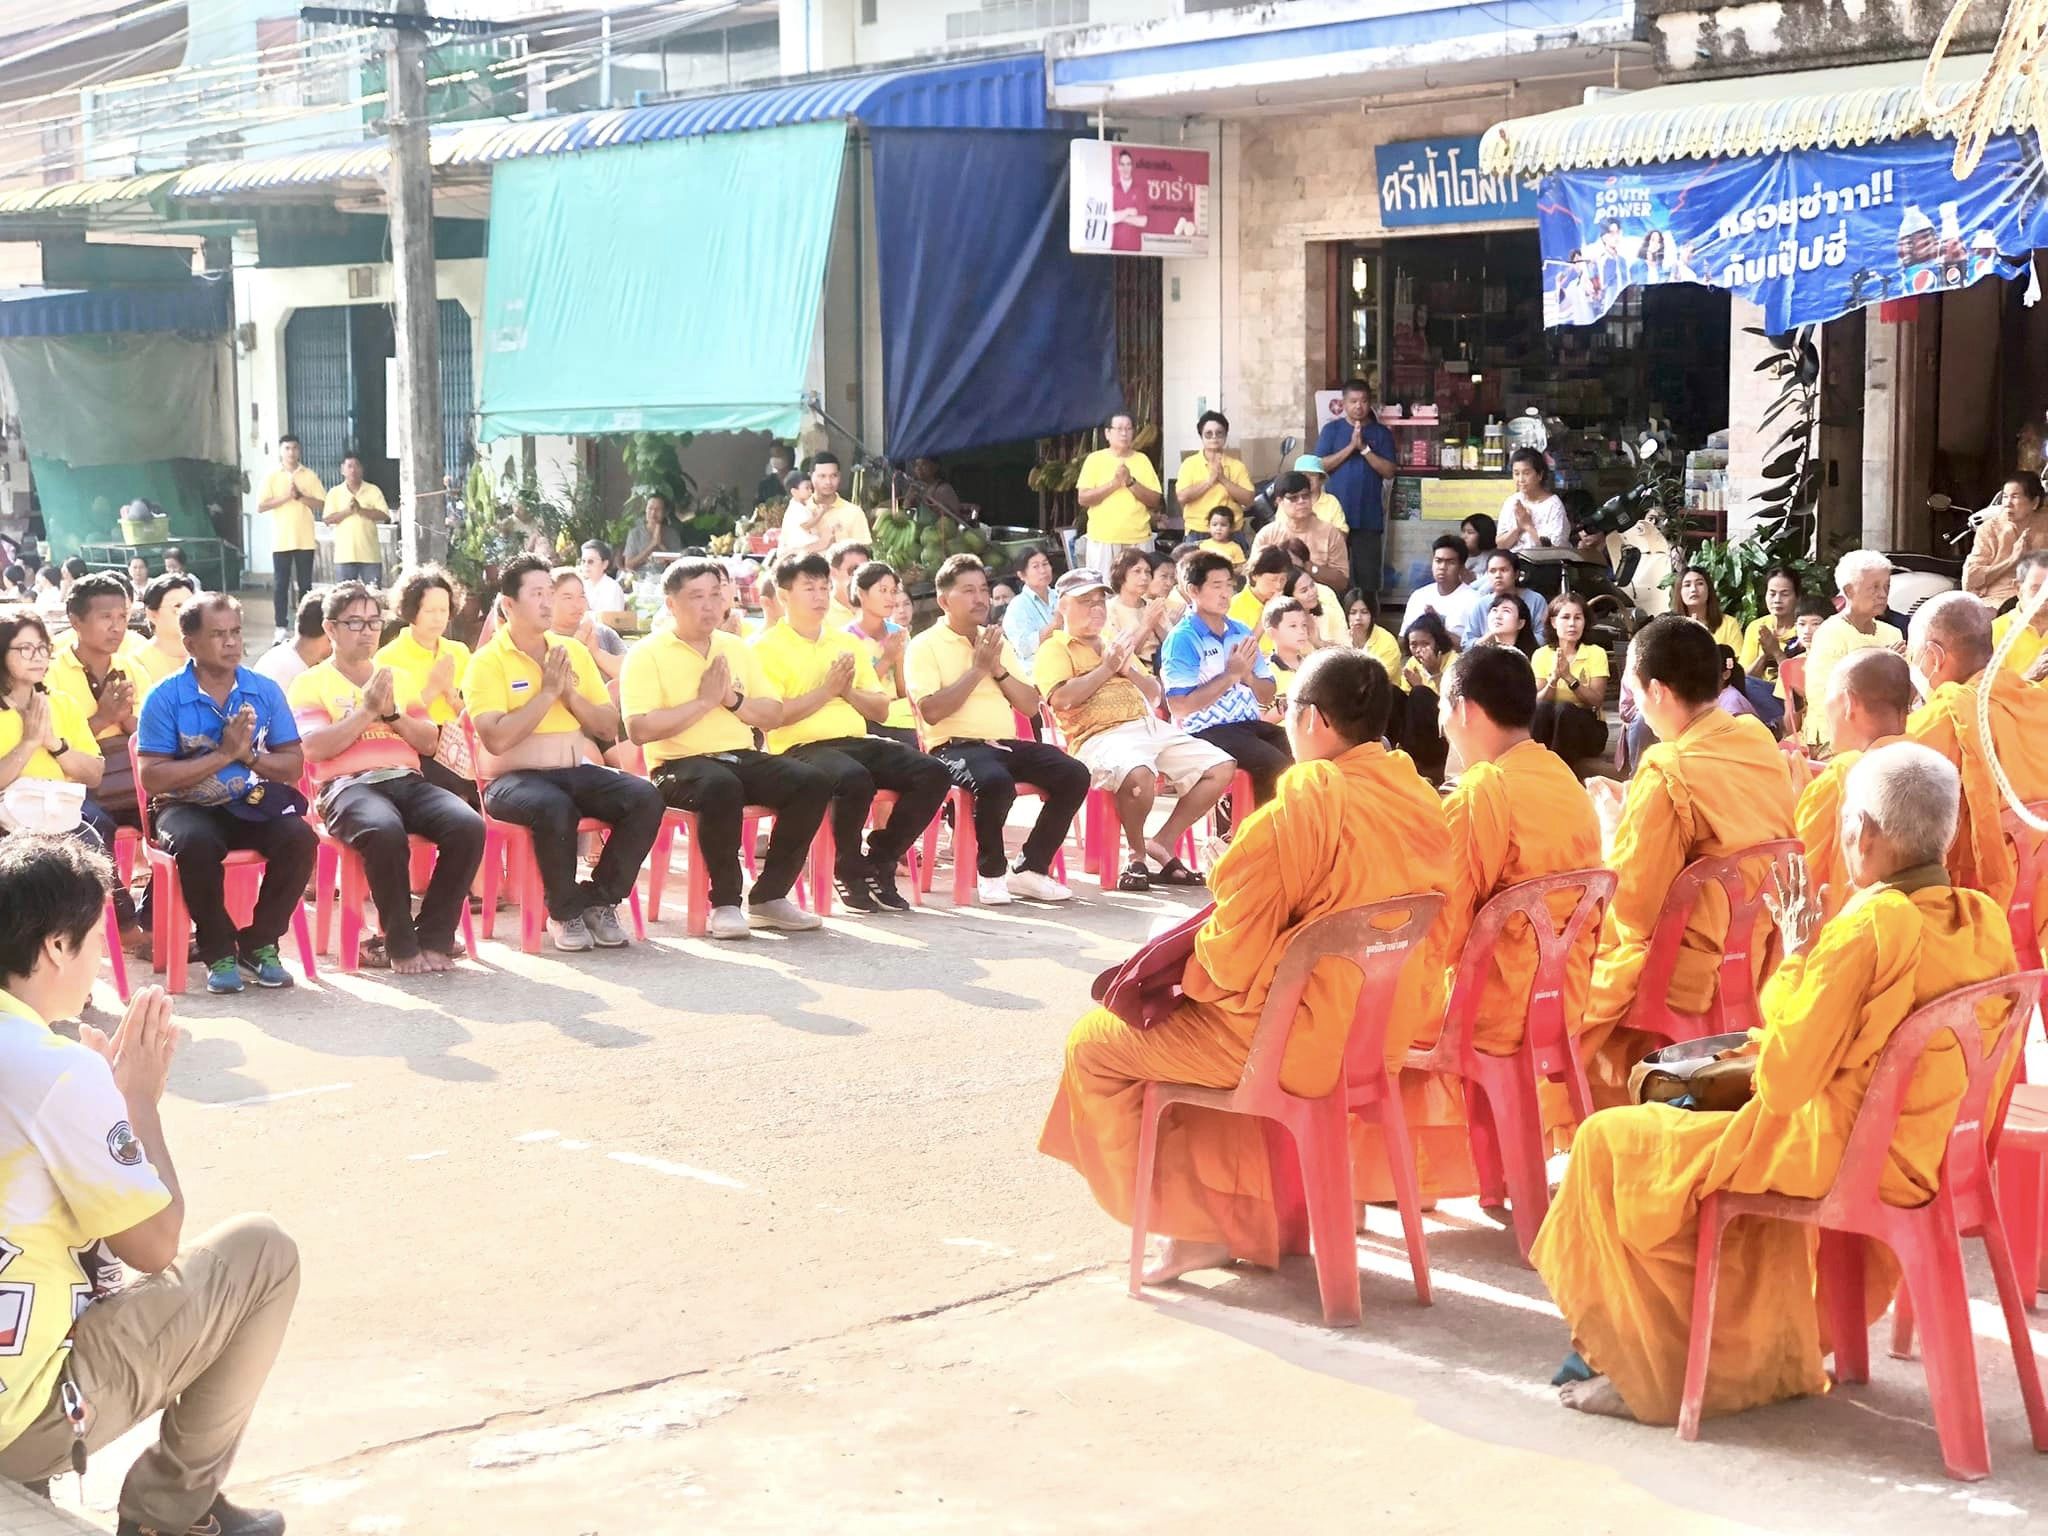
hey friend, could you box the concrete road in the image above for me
[36,863,2048,1535]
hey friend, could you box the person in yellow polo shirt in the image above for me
[377,564,474,804]
[323,451,390,587]
[1993,550,2048,681]
[845,559,918,745]
[1174,410,1256,540]
[257,433,323,633]
[45,572,145,832]
[905,553,1088,906]
[462,555,663,953]
[1076,412,1164,576]
[621,557,831,941]
[1228,547,1295,632]
[127,573,199,694]
[751,553,948,914]
[1296,454,1346,528]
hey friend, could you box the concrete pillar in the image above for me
[1723,298,1776,541]
[1160,121,1224,469]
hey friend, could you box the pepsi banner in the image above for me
[1538,131,2048,331]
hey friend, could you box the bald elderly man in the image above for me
[1797,649,1914,921]
[1906,591,2048,943]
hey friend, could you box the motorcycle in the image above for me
[1514,429,1681,644]
[1243,435,1301,532]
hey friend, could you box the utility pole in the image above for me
[383,0,442,567]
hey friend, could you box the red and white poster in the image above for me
[1069,141,1210,259]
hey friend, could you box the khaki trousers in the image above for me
[0,1215,299,1531]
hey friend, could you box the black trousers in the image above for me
[482,764,665,921]
[866,721,919,748]
[420,754,481,809]
[271,549,315,632]
[651,749,833,908]
[323,774,485,957]
[1401,687,1449,784]
[152,804,319,965]
[1346,526,1384,596]
[929,738,1089,878]
[786,737,949,882]
[1532,700,1609,767]
[1193,719,1293,806]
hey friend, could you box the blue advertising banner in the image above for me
[1539,131,2048,331]
[1377,136,1541,228]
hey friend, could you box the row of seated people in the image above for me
[1043,594,2048,1434]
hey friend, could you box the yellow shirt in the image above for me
[1174,452,1255,531]
[845,620,916,730]
[751,621,880,753]
[1992,610,2048,679]
[324,480,390,566]
[376,630,472,726]
[1228,587,1284,631]
[808,498,872,549]
[1359,623,1406,692]
[1033,630,1149,746]
[1313,491,1345,528]
[1197,538,1246,570]
[124,639,186,694]
[1803,613,1904,747]
[1077,449,1162,546]
[287,660,425,783]
[46,639,136,742]
[905,622,1025,747]
[261,465,325,553]
[1739,615,1797,686]
[1529,642,1610,704]
[0,690,99,779]
[619,627,761,767]
[0,988,172,1448]
[461,627,608,740]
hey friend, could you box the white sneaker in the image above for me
[1007,868,1073,903]
[708,905,751,940]
[748,897,823,931]
[975,875,1015,906]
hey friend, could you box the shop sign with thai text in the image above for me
[1375,136,1541,228]
[1069,141,1210,258]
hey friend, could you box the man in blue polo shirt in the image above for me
[1314,377,1398,597]
[1159,549,1291,808]
[136,593,317,995]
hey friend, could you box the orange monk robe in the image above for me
[1907,667,2048,950]
[1535,877,2015,1424]
[1040,743,1453,1268]
[1794,736,1905,925]
[1578,710,1799,1109]
[1354,738,1604,1198]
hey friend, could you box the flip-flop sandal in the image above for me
[1116,863,1152,892]
[1153,857,1206,887]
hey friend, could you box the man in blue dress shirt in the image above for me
[1314,378,1398,598]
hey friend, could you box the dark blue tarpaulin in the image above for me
[1538,132,2048,332]
[0,276,231,337]
[873,129,1120,459]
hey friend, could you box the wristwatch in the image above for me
[379,711,401,723]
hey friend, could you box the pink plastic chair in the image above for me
[313,830,481,971]
[1986,801,2048,1297]
[102,899,129,1002]
[916,785,1068,906]
[1625,840,1804,1047]
[806,788,936,911]
[1407,867,1615,1262]
[1128,893,1446,1326]
[1678,971,2048,1480]
[128,740,316,994]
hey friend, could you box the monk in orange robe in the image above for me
[1353,645,1603,1200]
[1797,648,1911,921]
[1538,742,2016,1423]
[1578,616,1799,1109]
[1906,591,2048,951]
[1041,649,1452,1282]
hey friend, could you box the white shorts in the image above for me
[1073,715,1233,792]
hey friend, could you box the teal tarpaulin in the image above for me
[478,122,845,441]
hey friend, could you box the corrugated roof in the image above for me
[166,52,1068,197]
[0,169,180,214]
[1479,55,2028,177]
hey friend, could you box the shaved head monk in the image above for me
[1539,742,2017,1424]
[1354,644,1603,1203]
[1799,648,1914,921]
[1577,616,1799,1108]
[1040,647,1453,1285]
[1906,591,2048,949]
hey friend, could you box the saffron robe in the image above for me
[1534,878,2015,1424]
[1040,743,1452,1267]
[1794,735,1905,925]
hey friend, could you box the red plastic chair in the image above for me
[1988,802,2048,1299]
[1625,839,1804,1046]
[1407,867,1616,1262]
[806,788,937,911]
[1996,801,2048,972]
[1128,893,1446,1326]
[463,719,646,955]
[915,785,1069,906]
[313,830,481,971]
[127,740,317,994]
[1677,971,2048,1480]
[102,899,129,1003]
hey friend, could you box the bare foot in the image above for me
[119,925,152,958]
[391,952,431,975]
[1141,1239,1233,1285]
[421,950,455,972]
[1558,1375,1634,1419]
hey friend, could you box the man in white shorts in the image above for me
[1032,569,1233,891]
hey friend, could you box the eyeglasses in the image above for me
[333,617,380,633]
[8,643,51,660]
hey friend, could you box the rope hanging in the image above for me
[1920,3,2048,178]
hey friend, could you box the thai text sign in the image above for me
[1538,132,2048,331]
[1070,140,1210,258]
[1375,136,1540,228]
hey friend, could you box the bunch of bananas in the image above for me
[871,504,990,580]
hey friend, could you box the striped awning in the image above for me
[0,169,181,215]
[1479,54,2032,178]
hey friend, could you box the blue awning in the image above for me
[167,53,1077,198]
[0,277,231,337]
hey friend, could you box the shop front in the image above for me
[1326,134,1731,588]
